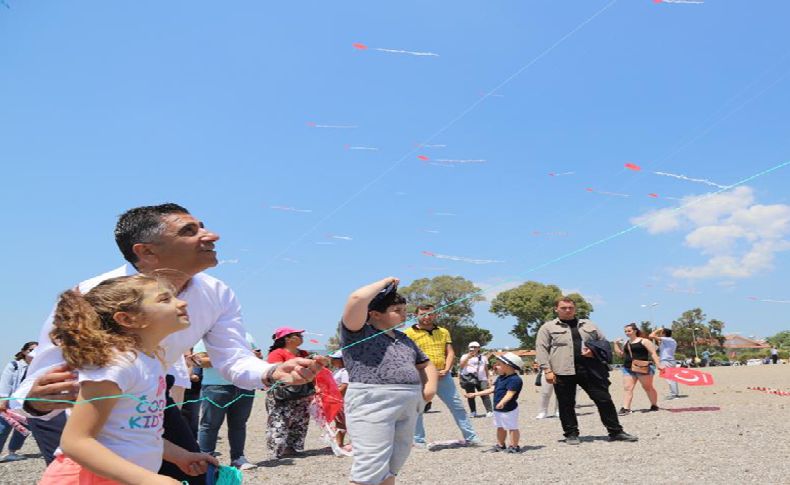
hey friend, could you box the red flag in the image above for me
[660,367,714,386]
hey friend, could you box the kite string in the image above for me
[235,0,620,289]
[4,159,787,410]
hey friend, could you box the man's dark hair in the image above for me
[662,328,672,338]
[555,296,576,307]
[369,292,407,313]
[416,303,435,312]
[114,203,190,266]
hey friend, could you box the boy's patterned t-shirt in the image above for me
[340,322,429,385]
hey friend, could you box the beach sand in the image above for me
[3,365,789,484]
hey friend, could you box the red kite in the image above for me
[660,367,714,386]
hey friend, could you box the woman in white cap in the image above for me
[458,342,493,418]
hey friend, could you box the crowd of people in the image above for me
[0,202,778,484]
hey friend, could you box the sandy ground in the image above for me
[2,365,789,484]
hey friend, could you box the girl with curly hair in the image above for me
[39,274,217,484]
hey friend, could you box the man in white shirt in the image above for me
[15,203,322,482]
[650,327,679,399]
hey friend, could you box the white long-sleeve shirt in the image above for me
[13,264,275,419]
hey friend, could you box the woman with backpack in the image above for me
[458,342,493,418]
[0,341,37,462]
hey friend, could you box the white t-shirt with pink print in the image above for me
[67,351,168,472]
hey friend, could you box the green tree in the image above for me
[399,275,490,356]
[671,308,726,354]
[671,308,706,354]
[489,281,593,349]
[638,320,654,337]
[766,331,790,350]
[707,318,726,346]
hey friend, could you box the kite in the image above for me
[415,143,446,148]
[307,121,358,129]
[652,171,728,189]
[665,285,701,295]
[421,250,504,265]
[417,155,430,161]
[585,188,631,198]
[532,231,570,237]
[217,259,239,265]
[308,369,350,457]
[655,0,704,4]
[747,296,790,304]
[395,191,408,196]
[429,210,457,216]
[315,241,334,245]
[624,162,642,171]
[748,387,790,397]
[423,229,440,234]
[479,91,505,98]
[345,145,379,151]
[548,171,574,177]
[309,339,320,344]
[281,257,300,264]
[0,410,29,437]
[660,368,714,386]
[270,205,313,213]
[353,43,439,57]
[648,193,659,198]
[326,234,353,241]
[665,406,721,413]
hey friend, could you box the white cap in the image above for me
[330,350,343,359]
[496,352,524,371]
[468,341,481,348]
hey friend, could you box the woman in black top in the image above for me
[613,324,663,415]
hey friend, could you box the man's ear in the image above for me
[132,242,158,267]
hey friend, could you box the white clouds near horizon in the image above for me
[631,186,790,279]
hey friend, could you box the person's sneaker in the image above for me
[506,445,521,454]
[609,432,638,442]
[485,411,494,418]
[535,412,548,419]
[618,407,632,416]
[666,395,679,400]
[648,404,660,412]
[0,452,24,462]
[554,410,560,418]
[412,442,428,450]
[464,437,483,447]
[231,456,257,470]
[489,444,507,452]
[565,435,581,445]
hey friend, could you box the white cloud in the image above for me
[631,186,790,280]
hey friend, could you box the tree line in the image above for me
[325,275,786,359]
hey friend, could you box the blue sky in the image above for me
[1,1,789,359]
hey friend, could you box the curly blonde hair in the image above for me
[50,274,160,369]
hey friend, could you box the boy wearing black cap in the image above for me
[465,352,524,453]
[340,277,438,485]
